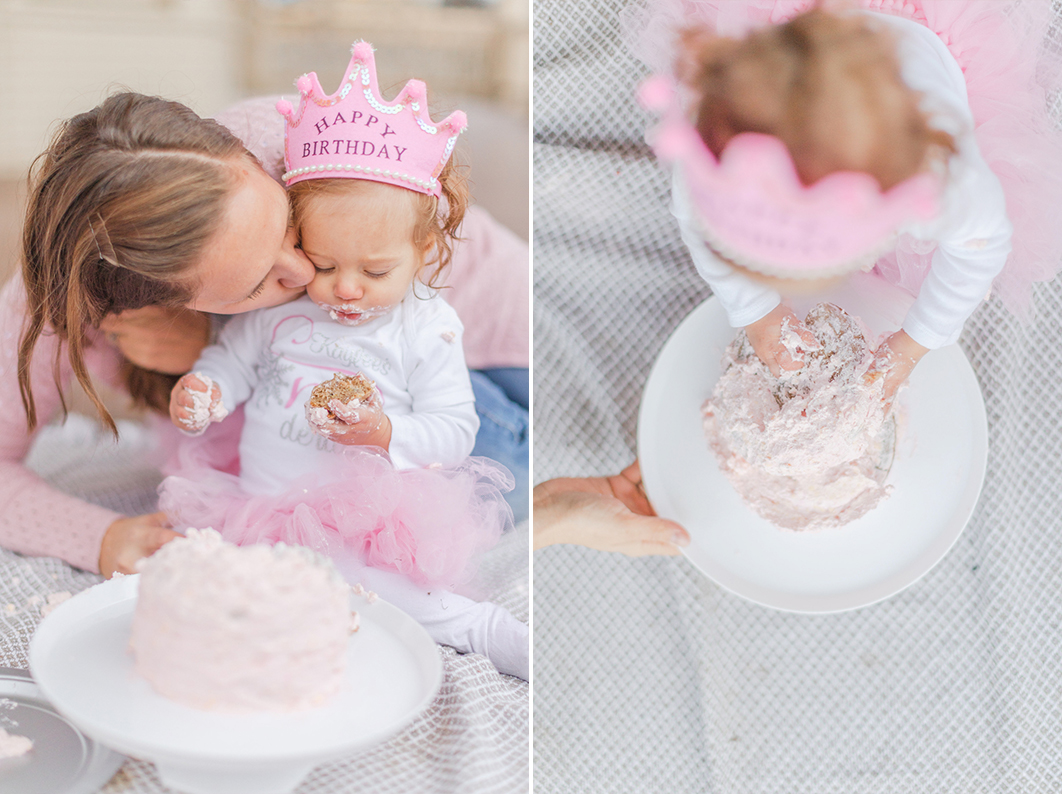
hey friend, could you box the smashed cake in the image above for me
[702,303,895,530]
[308,373,377,421]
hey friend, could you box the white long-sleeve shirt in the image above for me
[674,11,1013,349]
[195,292,478,495]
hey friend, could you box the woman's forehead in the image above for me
[190,163,289,308]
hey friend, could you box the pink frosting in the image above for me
[703,304,895,530]
[129,528,355,712]
[0,728,32,758]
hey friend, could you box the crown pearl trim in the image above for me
[281,164,437,186]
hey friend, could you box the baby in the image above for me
[160,42,527,679]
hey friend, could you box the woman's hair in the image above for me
[18,92,253,434]
[287,153,469,287]
[678,6,957,189]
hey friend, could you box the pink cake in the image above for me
[129,528,356,712]
[703,303,895,530]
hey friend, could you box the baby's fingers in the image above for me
[328,399,361,425]
[171,373,227,435]
[776,326,819,372]
[178,373,210,394]
[174,388,198,409]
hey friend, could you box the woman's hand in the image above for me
[307,388,392,450]
[99,306,211,375]
[533,461,691,556]
[99,512,181,579]
[170,373,228,435]
[744,305,820,377]
[866,330,929,408]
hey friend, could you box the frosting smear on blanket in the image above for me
[703,303,895,530]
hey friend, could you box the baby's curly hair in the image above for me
[287,155,469,287]
[678,5,957,189]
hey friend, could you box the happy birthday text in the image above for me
[304,111,408,161]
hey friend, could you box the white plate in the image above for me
[638,274,988,613]
[0,667,125,794]
[29,575,442,794]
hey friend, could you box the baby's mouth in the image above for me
[332,307,362,324]
[319,302,390,326]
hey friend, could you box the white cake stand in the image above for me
[638,273,988,613]
[29,575,442,794]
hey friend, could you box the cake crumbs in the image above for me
[40,591,72,618]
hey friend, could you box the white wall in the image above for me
[0,0,241,179]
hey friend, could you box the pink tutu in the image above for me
[624,0,1062,318]
[158,430,513,589]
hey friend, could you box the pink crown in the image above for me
[277,42,467,197]
[639,75,942,279]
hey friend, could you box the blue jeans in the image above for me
[471,368,529,523]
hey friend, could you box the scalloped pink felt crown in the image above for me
[277,41,467,198]
[639,75,942,279]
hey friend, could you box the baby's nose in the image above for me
[334,276,364,301]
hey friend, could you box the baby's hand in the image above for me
[170,372,228,436]
[305,384,391,449]
[745,305,820,377]
[865,330,929,410]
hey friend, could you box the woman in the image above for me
[3,91,528,579]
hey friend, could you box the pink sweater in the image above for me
[0,279,124,572]
[0,99,528,573]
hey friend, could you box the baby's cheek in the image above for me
[304,277,331,304]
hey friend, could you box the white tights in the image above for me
[332,556,529,681]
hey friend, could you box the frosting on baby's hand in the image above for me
[303,373,387,444]
[174,373,228,436]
